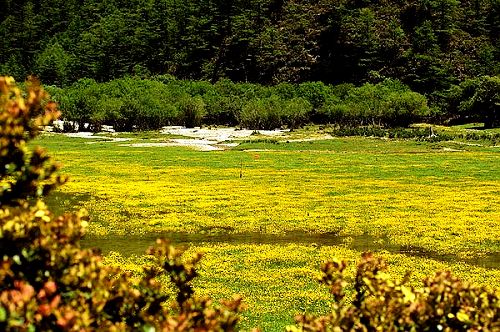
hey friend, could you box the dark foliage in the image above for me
[0,0,498,97]
[288,253,499,331]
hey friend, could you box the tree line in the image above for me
[48,75,499,130]
[47,76,431,130]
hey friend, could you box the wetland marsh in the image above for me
[40,128,500,330]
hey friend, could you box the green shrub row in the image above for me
[331,126,500,144]
[331,127,435,140]
[47,77,432,131]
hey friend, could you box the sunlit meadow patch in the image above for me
[38,132,500,331]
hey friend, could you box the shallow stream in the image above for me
[46,192,500,270]
[81,231,500,269]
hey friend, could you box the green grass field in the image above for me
[37,128,500,331]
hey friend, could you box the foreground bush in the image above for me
[0,77,243,331]
[289,253,499,332]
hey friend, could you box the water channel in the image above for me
[81,231,500,269]
[46,192,500,270]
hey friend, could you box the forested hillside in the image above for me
[1,0,498,95]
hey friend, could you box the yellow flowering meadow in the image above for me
[38,132,500,331]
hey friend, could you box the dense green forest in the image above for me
[1,0,499,127]
[1,0,499,90]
